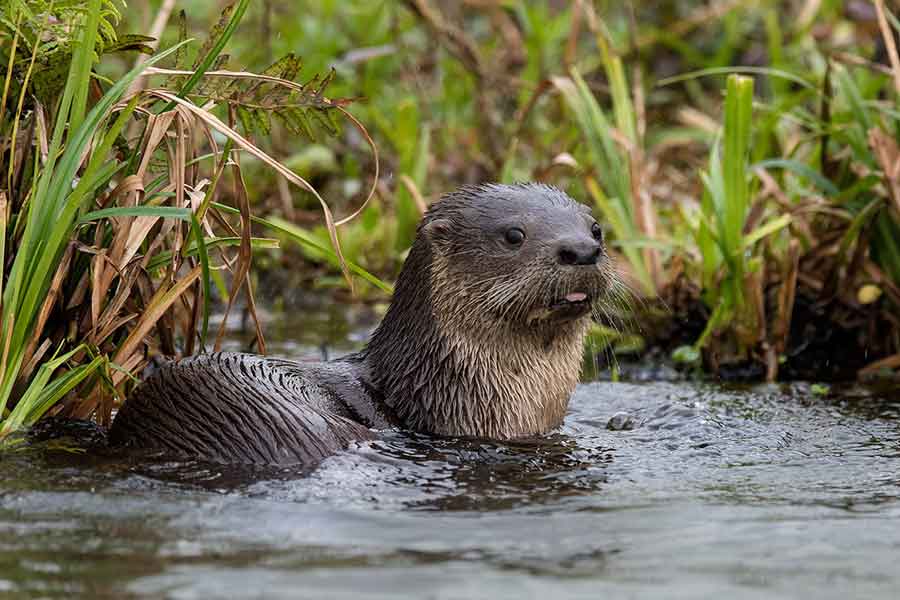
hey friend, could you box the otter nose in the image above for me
[557,239,602,266]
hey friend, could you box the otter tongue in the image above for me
[565,292,588,303]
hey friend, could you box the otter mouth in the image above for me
[548,291,593,319]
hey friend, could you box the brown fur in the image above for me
[110,183,611,464]
[362,183,609,439]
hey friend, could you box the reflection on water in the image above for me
[1,306,899,598]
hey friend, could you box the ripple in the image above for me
[1,380,899,598]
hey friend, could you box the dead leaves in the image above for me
[22,63,380,421]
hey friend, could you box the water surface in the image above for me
[1,310,899,598]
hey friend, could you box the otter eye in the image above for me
[591,222,603,241]
[504,227,525,246]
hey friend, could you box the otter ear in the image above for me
[422,218,452,247]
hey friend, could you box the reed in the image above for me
[0,0,384,441]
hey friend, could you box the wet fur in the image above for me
[109,353,384,464]
[110,183,611,464]
[364,184,609,438]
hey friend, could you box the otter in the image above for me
[108,183,612,465]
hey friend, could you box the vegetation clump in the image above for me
[0,0,380,441]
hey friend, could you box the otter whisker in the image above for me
[589,297,624,377]
[605,274,644,335]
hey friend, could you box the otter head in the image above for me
[421,183,609,332]
[365,183,612,440]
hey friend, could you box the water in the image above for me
[1,310,899,598]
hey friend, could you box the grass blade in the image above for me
[189,214,211,349]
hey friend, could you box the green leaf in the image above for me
[189,214,211,348]
[102,33,156,55]
[211,202,392,293]
[753,158,840,196]
[657,66,815,90]
[176,0,249,102]
[743,214,792,249]
[0,39,190,415]
[810,383,830,396]
[68,0,103,136]
[262,52,302,82]
[722,74,753,265]
[672,345,700,364]
[1,345,102,438]
[145,237,279,271]
[78,206,192,224]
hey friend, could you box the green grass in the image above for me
[554,66,659,297]
[691,74,792,352]
[0,0,389,440]
[0,1,188,436]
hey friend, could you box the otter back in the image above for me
[108,353,376,465]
